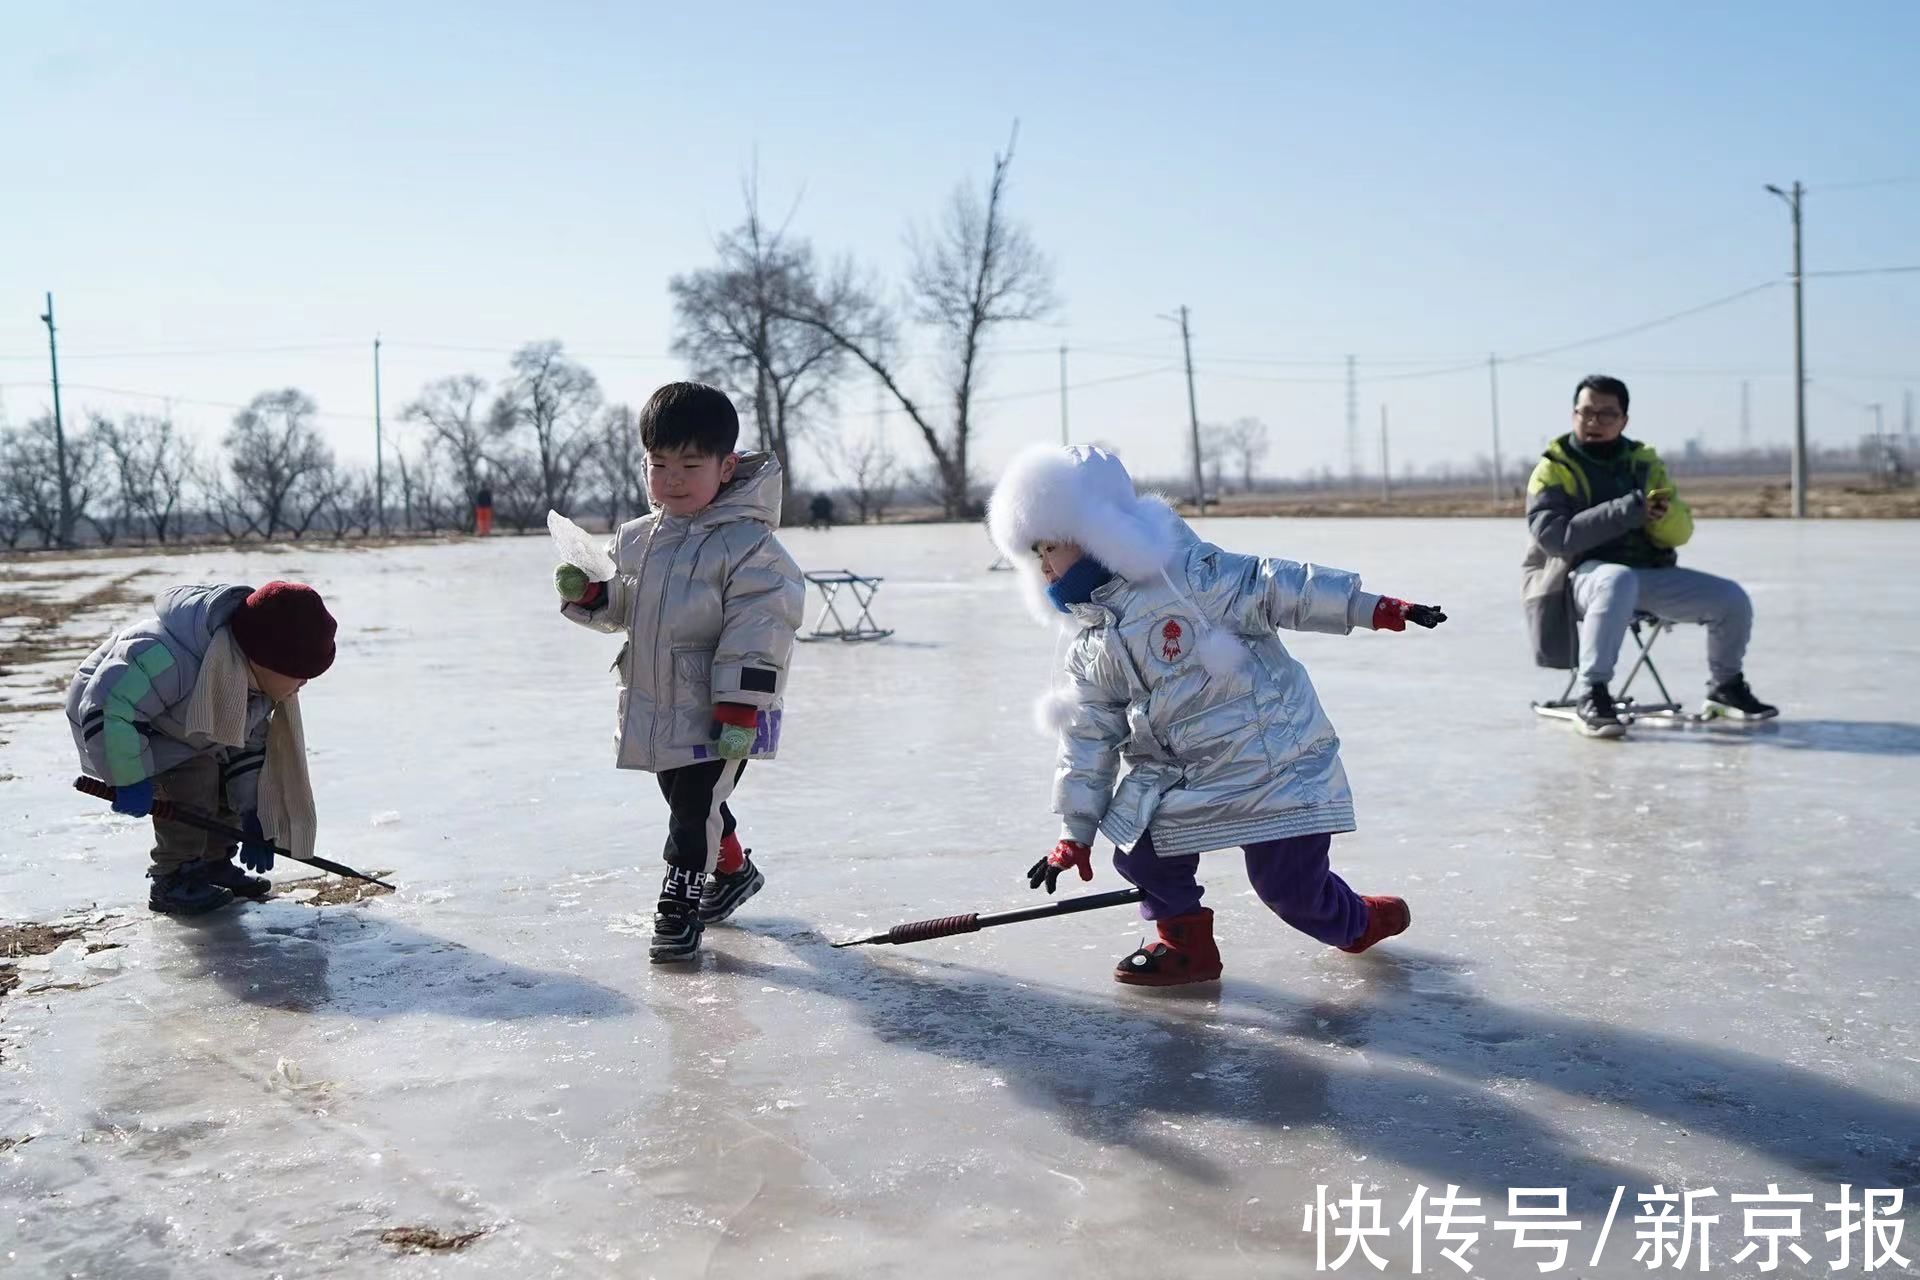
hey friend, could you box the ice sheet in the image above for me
[2,519,1916,1276]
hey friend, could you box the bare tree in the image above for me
[595,403,649,526]
[92,413,197,544]
[824,432,900,524]
[486,446,544,533]
[491,342,601,516]
[1,413,102,546]
[402,374,491,530]
[670,181,855,514]
[320,467,376,540]
[779,127,1055,516]
[225,389,333,538]
[1214,417,1271,492]
[197,458,251,543]
[1199,424,1229,497]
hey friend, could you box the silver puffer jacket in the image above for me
[563,452,805,772]
[1054,511,1383,856]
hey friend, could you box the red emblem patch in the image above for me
[1155,617,1187,663]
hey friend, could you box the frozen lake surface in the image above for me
[2,517,1916,1277]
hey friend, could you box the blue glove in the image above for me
[238,812,276,873]
[111,778,155,818]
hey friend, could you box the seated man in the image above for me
[1523,374,1777,737]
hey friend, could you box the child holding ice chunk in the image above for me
[66,582,337,915]
[988,444,1446,986]
[554,382,804,963]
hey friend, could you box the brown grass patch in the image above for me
[379,1226,488,1253]
[297,875,397,907]
[0,571,150,680]
[0,922,85,959]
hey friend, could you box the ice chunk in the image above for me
[547,510,616,581]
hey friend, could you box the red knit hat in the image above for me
[229,581,337,679]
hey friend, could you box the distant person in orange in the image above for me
[473,485,494,537]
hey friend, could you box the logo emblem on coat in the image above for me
[1154,616,1190,664]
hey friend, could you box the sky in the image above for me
[2,1,1916,490]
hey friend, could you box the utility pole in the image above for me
[373,335,386,534]
[38,293,73,548]
[1765,182,1807,517]
[1487,353,1504,501]
[1740,379,1752,453]
[1903,389,1913,456]
[1177,306,1204,512]
[1058,342,1069,446]
[1379,404,1392,502]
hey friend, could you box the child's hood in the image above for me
[987,443,1190,627]
[152,583,252,656]
[693,451,786,531]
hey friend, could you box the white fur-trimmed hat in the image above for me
[988,444,1178,576]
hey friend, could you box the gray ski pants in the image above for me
[1570,561,1753,690]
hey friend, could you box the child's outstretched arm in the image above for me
[1210,550,1445,635]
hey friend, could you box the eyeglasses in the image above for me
[1573,407,1623,424]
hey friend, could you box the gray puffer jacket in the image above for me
[1053,510,1384,855]
[65,584,273,808]
[563,452,805,773]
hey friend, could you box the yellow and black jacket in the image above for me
[1520,434,1693,668]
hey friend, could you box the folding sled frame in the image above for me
[800,569,894,643]
[1532,611,1703,727]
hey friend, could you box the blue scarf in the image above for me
[1046,556,1114,613]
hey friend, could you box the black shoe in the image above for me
[1704,675,1779,721]
[651,868,707,963]
[148,865,236,916]
[203,857,272,900]
[1576,683,1627,739]
[698,854,765,925]
[651,900,704,963]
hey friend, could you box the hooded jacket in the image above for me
[66,584,275,810]
[1522,433,1693,668]
[988,445,1388,857]
[563,451,805,772]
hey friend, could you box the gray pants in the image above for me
[148,753,238,873]
[1571,561,1752,690]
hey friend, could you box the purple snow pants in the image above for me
[1111,830,1367,949]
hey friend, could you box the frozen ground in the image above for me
[1,518,1916,1278]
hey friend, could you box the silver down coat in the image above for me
[1051,510,1384,855]
[562,452,805,773]
[985,442,1387,858]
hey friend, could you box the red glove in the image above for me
[1372,597,1447,631]
[1027,839,1094,894]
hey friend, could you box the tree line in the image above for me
[2,124,1214,547]
[0,339,649,548]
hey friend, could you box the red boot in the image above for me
[1114,909,1223,986]
[1339,896,1411,955]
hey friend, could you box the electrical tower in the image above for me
[1344,355,1358,487]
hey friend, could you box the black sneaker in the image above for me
[651,867,707,963]
[1704,675,1779,721]
[1576,683,1627,739]
[148,864,236,916]
[698,853,765,925]
[203,857,272,900]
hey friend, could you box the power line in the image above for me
[1803,265,1920,278]
[1504,281,1779,363]
[1807,174,1920,193]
